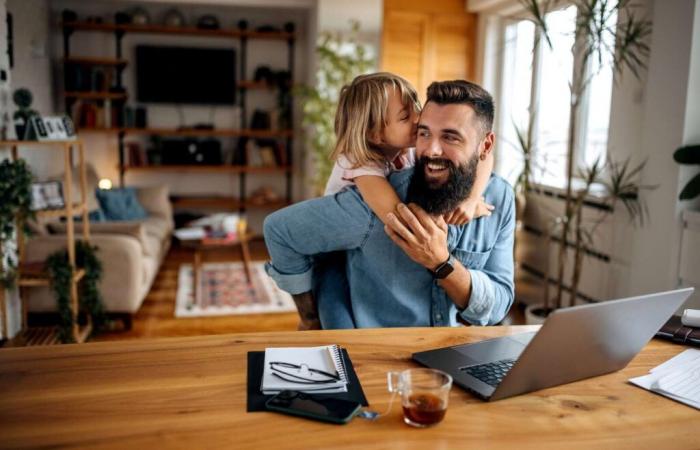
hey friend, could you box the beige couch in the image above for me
[24,184,174,327]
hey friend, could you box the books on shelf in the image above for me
[261,345,349,394]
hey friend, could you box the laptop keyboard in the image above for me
[462,359,516,387]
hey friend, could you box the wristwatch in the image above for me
[430,254,455,279]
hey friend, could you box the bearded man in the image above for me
[264,80,515,328]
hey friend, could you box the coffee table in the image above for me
[178,230,253,301]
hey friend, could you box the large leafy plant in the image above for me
[297,21,375,196]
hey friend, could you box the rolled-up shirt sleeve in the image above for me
[459,188,516,326]
[263,188,374,295]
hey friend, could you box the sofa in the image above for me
[24,172,174,327]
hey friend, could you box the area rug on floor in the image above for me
[175,262,296,318]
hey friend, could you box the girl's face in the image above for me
[372,87,419,155]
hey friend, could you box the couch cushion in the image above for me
[48,221,148,249]
[96,188,148,221]
[142,234,161,259]
[141,216,173,242]
[137,185,173,222]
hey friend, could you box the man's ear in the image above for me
[479,131,495,160]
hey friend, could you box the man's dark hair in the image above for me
[426,80,495,135]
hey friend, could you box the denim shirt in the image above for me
[264,169,515,327]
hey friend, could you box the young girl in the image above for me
[298,72,494,330]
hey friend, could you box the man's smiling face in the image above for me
[405,101,494,216]
[415,101,484,187]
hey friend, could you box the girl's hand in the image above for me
[444,197,495,226]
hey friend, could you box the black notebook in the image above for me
[246,348,368,412]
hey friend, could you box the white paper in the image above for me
[261,345,348,394]
[629,349,700,410]
[174,227,205,240]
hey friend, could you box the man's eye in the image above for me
[443,135,458,143]
[418,130,429,138]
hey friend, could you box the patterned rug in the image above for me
[175,262,296,318]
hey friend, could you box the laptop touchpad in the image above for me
[452,336,528,362]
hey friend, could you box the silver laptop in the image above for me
[413,288,694,401]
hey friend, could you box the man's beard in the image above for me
[406,153,479,215]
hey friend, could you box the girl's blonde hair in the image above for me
[332,72,420,168]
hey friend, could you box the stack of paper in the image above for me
[261,345,348,395]
[629,349,700,410]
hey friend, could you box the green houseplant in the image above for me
[46,241,106,343]
[297,21,375,196]
[521,0,652,314]
[673,144,700,200]
[0,159,34,288]
[12,88,39,141]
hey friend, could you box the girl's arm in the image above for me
[355,175,402,225]
[444,151,495,225]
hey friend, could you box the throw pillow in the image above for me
[95,187,148,221]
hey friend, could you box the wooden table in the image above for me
[179,230,253,302]
[0,327,697,449]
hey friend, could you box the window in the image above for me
[534,5,577,186]
[497,20,535,185]
[494,3,618,188]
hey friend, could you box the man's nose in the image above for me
[426,136,443,158]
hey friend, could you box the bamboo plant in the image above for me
[521,0,652,310]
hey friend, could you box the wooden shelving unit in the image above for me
[61,21,294,40]
[0,140,92,345]
[63,56,128,67]
[61,18,296,215]
[64,91,127,100]
[123,164,291,174]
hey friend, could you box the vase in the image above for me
[524,303,553,325]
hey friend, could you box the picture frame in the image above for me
[30,181,65,211]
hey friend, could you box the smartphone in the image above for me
[265,390,362,424]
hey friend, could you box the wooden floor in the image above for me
[93,240,299,342]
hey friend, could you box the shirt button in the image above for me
[435,314,442,321]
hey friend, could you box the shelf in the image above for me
[64,56,128,67]
[0,140,81,146]
[3,323,92,346]
[18,266,86,287]
[123,165,291,174]
[34,202,87,218]
[76,127,293,138]
[61,21,295,41]
[121,128,293,138]
[64,91,127,100]
[170,196,290,210]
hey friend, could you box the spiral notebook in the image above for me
[260,345,348,394]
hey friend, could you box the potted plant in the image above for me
[520,0,652,318]
[12,88,39,141]
[296,21,375,196]
[673,144,700,201]
[525,156,654,324]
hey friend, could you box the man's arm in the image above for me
[384,197,515,325]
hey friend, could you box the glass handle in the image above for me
[387,371,401,393]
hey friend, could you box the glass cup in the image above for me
[387,368,453,427]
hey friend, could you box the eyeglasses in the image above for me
[269,361,341,384]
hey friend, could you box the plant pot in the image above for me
[524,303,554,325]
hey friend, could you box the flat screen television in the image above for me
[136,45,236,105]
